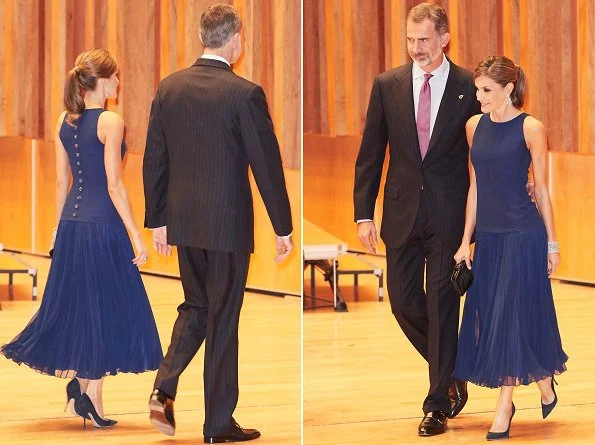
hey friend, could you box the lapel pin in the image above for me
[458,95,464,99]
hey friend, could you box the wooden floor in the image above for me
[0,253,300,444]
[304,255,595,444]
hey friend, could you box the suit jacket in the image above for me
[354,60,481,250]
[143,58,293,253]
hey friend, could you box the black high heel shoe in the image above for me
[542,375,558,419]
[64,378,81,415]
[74,394,117,429]
[486,402,515,440]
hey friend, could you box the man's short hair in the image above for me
[407,2,449,35]
[200,4,242,49]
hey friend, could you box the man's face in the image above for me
[406,18,449,69]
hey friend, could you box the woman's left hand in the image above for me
[548,252,560,277]
[132,233,149,267]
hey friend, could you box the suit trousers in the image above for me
[154,246,251,436]
[386,192,460,414]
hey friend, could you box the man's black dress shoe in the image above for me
[418,411,447,436]
[204,420,261,443]
[149,389,175,436]
[448,379,468,418]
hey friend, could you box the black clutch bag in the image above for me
[451,260,473,296]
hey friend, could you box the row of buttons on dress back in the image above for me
[73,128,82,218]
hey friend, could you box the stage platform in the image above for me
[0,254,300,444]
[305,277,595,444]
[0,251,38,309]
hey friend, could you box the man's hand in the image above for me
[151,225,173,256]
[275,234,294,263]
[357,221,378,254]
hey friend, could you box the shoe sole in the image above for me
[149,400,175,436]
[204,432,261,443]
[418,430,446,437]
[87,413,118,428]
[448,398,468,419]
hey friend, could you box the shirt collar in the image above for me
[201,54,231,66]
[412,54,450,80]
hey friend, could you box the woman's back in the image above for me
[59,108,125,224]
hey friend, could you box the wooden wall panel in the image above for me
[33,139,57,253]
[0,138,32,251]
[304,135,595,283]
[303,134,360,250]
[578,0,595,154]
[303,0,325,134]
[0,139,301,294]
[549,152,595,284]
[119,0,157,154]
[247,168,301,294]
[0,0,7,136]
[0,0,300,167]
[0,0,301,294]
[304,0,592,154]
[303,133,387,254]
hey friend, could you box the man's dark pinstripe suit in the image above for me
[143,58,292,436]
[354,60,481,414]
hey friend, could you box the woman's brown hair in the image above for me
[64,48,118,125]
[474,55,526,108]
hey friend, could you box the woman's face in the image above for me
[475,75,512,114]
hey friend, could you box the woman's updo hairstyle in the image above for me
[64,48,118,125]
[474,55,525,108]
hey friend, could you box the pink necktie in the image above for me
[417,73,433,160]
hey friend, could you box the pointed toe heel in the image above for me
[486,403,515,441]
[74,393,117,429]
[541,376,558,419]
[64,378,81,415]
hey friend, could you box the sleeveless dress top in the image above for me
[60,108,125,224]
[472,112,543,232]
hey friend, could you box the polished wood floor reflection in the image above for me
[0,253,300,444]
[304,254,595,444]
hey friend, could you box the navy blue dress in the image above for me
[453,113,568,388]
[1,109,163,379]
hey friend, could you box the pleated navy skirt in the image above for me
[1,220,163,379]
[453,227,568,388]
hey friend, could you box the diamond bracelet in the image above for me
[547,241,560,254]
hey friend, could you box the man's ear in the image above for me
[440,32,451,48]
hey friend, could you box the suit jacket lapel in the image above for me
[425,63,465,162]
[391,65,422,166]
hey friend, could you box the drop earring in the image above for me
[505,95,512,106]
[104,86,108,99]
